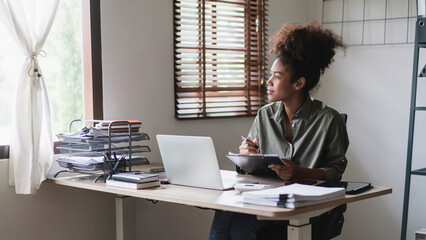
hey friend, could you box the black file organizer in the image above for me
[54,119,151,182]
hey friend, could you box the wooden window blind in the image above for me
[173,0,267,119]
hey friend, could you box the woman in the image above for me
[209,21,349,240]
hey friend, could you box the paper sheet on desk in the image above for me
[57,156,104,165]
[227,152,279,157]
[57,126,149,143]
[242,184,345,208]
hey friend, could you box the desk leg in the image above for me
[116,195,125,240]
[288,218,311,240]
[258,208,332,240]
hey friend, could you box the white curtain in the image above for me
[0,0,59,194]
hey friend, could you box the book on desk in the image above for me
[106,172,160,189]
[111,172,159,183]
[106,179,160,189]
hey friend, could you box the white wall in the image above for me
[307,0,420,239]
[317,46,411,240]
[0,159,117,240]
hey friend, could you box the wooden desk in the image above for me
[47,164,392,240]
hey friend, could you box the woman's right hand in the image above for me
[239,138,259,154]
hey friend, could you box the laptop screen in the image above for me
[156,135,227,190]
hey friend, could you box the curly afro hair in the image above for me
[269,21,345,93]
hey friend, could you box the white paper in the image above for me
[242,183,345,202]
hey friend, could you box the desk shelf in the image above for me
[401,17,426,240]
[411,168,426,176]
[54,119,151,182]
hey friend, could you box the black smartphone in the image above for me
[317,181,372,194]
[345,182,373,194]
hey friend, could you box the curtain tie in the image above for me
[28,50,47,77]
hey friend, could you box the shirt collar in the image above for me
[273,96,313,122]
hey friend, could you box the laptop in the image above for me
[156,134,239,190]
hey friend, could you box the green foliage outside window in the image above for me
[0,0,84,144]
[40,0,84,135]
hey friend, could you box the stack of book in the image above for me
[242,183,345,209]
[106,172,160,189]
[96,120,142,133]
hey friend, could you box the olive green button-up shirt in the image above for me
[248,97,349,181]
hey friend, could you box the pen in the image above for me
[102,151,110,160]
[112,154,126,173]
[241,136,262,154]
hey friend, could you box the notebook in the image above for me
[156,135,240,190]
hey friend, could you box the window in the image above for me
[0,0,83,145]
[173,0,267,119]
[0,0,103,158]
[40,0,84,135]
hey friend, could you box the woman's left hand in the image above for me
[268,159,300,181]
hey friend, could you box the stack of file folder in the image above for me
[242,183,345,209]
[54,120,151,180]
[56,124,151,167]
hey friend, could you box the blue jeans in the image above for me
[208,211,288,240]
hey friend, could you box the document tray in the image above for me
[57,156,149,171]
